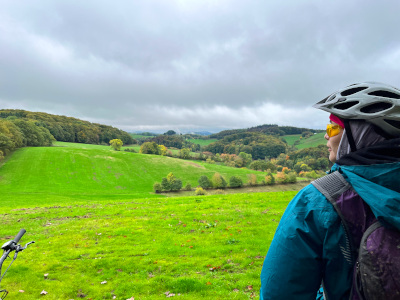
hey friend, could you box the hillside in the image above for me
[0,109,135,148]
[283,132,326,149]
[210,124,324,139]
[0,142,271,207]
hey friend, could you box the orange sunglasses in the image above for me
[326,124,342,137]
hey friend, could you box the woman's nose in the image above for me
[324,133,329,140]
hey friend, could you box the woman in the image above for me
[260,82,400,299]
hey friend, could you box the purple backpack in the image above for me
[312,171,400,300]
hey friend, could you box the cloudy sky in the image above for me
[1,0,400,133]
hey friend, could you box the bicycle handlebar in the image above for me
[12,229,26,244]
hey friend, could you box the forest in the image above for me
[0,109,135,159]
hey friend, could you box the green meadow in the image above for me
[186,139,218,147]
[0,142,301,299]
[283,132,326,149]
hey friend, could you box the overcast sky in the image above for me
[1,0,400,133]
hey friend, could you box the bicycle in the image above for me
[0,229,34,299]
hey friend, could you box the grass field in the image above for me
[0,191,294,299]
[0,143,307,299]
[1,142,276,208]
[283,132,326,149]
[187,139,218,146]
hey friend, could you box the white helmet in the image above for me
[313,82,400,137]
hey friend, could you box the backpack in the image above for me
[312,171,400,300]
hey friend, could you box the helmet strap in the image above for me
[343,119,357,152]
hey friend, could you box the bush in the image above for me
[153,182,162,193]
[264,174,275,185]
[124,148,136,153]
[109,139,123,151]
[275,172,287,184]
[247,174,257,186]
[198,175,212,189]
[140,142,161,155]
[184,183,192,191]
[195,187,206,195]
[276,171,297,183]
[206,158,215,164]
[211,173,227,189]
[161,172,183,191]
[286,172,297,183]
[229,176,243,188]
[179,148,191,159]
[299,170,321,179]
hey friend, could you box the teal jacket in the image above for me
[260,161,400,299]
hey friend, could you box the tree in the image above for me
[247,174,258,186]
[239,152,252,166]
[164,130,176,135]
[179,148,191,159]
[140,142,161,155]
[198,175,212,189]
[161,172,182,192]
[159,145,167,156]
[109,139,123,151]
[211,173,227,189]
[229,176,243,188]
[153,182,162,193]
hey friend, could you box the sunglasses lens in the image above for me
[326,124,341,137]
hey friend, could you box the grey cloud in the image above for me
[1,0,400,131]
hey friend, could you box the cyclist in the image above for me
[260,82,400,299]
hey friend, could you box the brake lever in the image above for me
[16,241,35,253]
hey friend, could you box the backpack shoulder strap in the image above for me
[311,171,351,204]
[312,171,357,265]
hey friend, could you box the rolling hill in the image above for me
[0,142,270,208]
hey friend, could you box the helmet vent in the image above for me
[340,87,368,96]
[333,101,359,110]
[360,102,393,114]
[368,90,400,99]
[384,119,400,130]
[316,96,330,104]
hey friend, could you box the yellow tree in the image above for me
[159,145,167,156]
[109,139,123,151]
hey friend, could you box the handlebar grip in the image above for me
[13,229,26,243]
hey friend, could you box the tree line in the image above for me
[153,170,297,195]
[0,109,136,161]
[210,124,323,139]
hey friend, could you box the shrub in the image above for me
[195,187,206,195]
[153,182,162,193]
[198,175,212,189]
[161,172,182,191]
[206,158,215,164]
[124,148,136,153]
[159,145,167,156]
[184,183,192,191]
[109,139,123,151]
[247,174,258,186]
[275,172,287,184]
[264,174,275,185]
[286,172,297,183]
[229,176,243,188]
[299,170,320,179]
[140,142,161,155]
[161,177,170,191]
[211,173,227,189]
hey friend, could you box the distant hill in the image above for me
[210,124,323,139]
[0,109,135,159]
[0,109,135,145]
